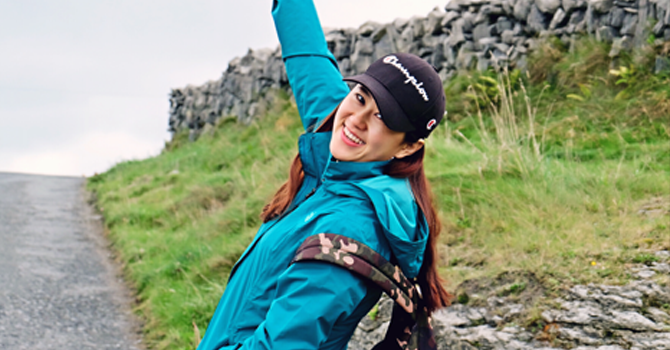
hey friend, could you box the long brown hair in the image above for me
[261,109,452,313]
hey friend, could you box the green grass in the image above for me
[88,38,670,349]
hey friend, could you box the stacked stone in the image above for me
[168,0,670,137]
[348,250,670,350]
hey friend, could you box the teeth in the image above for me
[344,126,364,145]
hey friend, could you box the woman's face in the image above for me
[329,85,420,162]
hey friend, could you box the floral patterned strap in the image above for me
[291,233,437,350]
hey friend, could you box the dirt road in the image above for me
[0,172,141,349]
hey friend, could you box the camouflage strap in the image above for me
[291,233,436,350]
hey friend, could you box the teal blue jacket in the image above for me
[197,1,429,349]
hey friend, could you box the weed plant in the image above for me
[89,37,669,349]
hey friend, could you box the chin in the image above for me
[329,139,359,162]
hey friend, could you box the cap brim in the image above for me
[343,74,415,133]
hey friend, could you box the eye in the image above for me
[355,93,365,105]
[374,113,382,119]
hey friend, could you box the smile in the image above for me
[342,125,365,146]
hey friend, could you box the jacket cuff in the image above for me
[271,0,337,63]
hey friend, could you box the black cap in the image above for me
[343,53,446,139]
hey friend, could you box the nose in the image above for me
[348,110,370,131]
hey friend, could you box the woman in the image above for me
[197,1,450,349]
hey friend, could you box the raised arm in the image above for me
[272,0,350,131]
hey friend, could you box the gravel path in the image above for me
[0,172,142,350]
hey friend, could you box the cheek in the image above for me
[369,129,403,156]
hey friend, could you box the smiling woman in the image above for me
[196,1,451,349]
[329,85,413,163]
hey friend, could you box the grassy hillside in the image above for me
[88,38,669,349]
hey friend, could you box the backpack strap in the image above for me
[291,233,437,350]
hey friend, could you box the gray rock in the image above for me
[475,36,500,50]
[528,4,549,32]
[356,21,379,36]
[575,8,590,32]
[473,22,492,41]
[625,332,670,350]
[590,0,615,12]
[326,30,353,59]
[609,7,626,26]
[462,11,476,32]
[655,56,670,74]
[635,267,657,278]
[458,50,476,69]
[442,10,461,27]
[596,25,618,41]
[502,29,516,43]
[372,28,398,59]
[353,36,375,55]
[426,7,447,35]
[558,326,606,345]
[537,0,562,12]
[652,20,665,35]
[444,44,458,66]
[514,0,532,20]
[392,17,409,31]
[496,17,514,32]
[646,307,670,324]
[621,13,638,34]
[448,18,467,47]
[609,36,632,56]
[550,8,568,29]
[502,0,515,15]
[516,54,528,71]
[609,310,662,331]
[632,280,670,304]
[666,28,670,41]
[433,305,473,327]
[494,42,512,52]
[563,0,579,12]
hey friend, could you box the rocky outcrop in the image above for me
[348,250,670,350]
[168,0,670,137]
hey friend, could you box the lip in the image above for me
[340,125,365,147]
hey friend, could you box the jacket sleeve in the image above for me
[233,261,371,349]
[272,0,350,131]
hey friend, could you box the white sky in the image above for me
[0,0,446,176]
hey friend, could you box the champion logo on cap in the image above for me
[426,119,437,130]
[382,55,430,102]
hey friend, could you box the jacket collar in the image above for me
[299,131,389,182]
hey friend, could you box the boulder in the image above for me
[473,22,493,41]
[596,25,618,41]
[502,29,516,43]
[609,7,626,27]
[448,18,468,47]
[514,0,532,20]
[426,7,447,35]
[590,0,615,13]
[496,16,514,32]
[620,13,638,34]
[441,10,461,27]
[527,4,549,32]
[537,0,562,13]
[550,8,568,29]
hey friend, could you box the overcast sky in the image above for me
[0,0,447,176]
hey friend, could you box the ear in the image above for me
[394,139,425,159]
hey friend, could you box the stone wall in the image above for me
[348,250,670,350]
[168,0,670,137]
